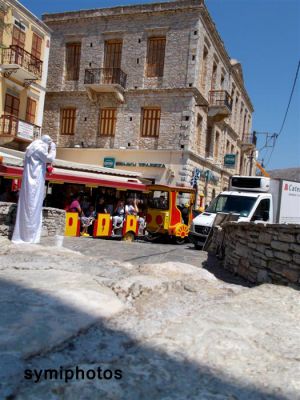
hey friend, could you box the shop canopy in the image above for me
[0,148,147,191]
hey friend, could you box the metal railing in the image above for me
[241,133,257,146]
[1,45,43,79]
[209,90,232,110]
[84,68,127,89]
[0,115,18,137]
[0,114,41,139]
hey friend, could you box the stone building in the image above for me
[42,0,255,206]
[0,0,51,149]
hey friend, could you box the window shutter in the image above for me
[99,108,117,136]
[60,108,76,135]
[146,37,166,77]
[66,43,81,81]
[25,98,37,124]
[141,108,161,137]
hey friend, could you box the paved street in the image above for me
[59,237,251,286]
[0,237,299,399]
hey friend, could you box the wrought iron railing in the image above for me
[1,45,43,79]
[241,133,257,146]
[0,115,18,137]
[84,68,127,89]
[209,90,232,110]
[0,114,41,139]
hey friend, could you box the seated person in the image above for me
[81,195,91,215]
[181,203,190,225]
[0,186,13,202]
[125,198,138,216]
[81,205,96,237]
[158,195,167,209]
[178,201,189,225]
[67,194,82,214]
[126,198,146,233]
[96,197,108,214]
[112,200,125,229]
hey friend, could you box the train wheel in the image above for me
[175,236,186,245]
[122,231,135,242]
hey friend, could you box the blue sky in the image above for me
[22,0,300,170]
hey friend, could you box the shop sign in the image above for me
[205,170,219,184]
[190,168,201,186]
[103,157,115,168]
[224,154,236,167]
[116,161,165,168]
[17,121,34,141]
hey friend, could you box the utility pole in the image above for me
[249,149,254,176]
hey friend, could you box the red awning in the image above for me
[0,165,147,191]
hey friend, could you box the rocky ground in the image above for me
[0,237,299,400]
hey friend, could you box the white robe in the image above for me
[12,139,56,244]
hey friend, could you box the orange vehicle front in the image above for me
[145,185,195,244]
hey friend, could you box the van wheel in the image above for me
[122,231,135,242]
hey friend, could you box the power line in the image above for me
[278,60,300,137]
[265,60,300,166]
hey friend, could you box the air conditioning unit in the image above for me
[229,176,271,192]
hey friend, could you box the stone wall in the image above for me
[0,202,66,238]
[212,222,300,288]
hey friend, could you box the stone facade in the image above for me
[42,0,255,205]
[0,202,66,238]
[210,222,300,289]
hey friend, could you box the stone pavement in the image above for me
[0,237,299,399]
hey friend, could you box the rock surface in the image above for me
[0,237,299,399]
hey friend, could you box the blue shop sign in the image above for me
[103,157,115,168]
[224,154,236,167]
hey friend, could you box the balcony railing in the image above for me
[0,115,41,141]
[0,115,18,137]
[1,45,43,79]
[209,90,232,110]
[84,68,127,89]
[241,133,257,146]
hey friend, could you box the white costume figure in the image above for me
[12,135,56,244]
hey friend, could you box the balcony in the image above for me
[1,45,43,83]
[238,133,257,151]
[0,115,41,145]
[208,90,232,122]
[84,68,127,103]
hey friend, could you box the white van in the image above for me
[189,176,300,249]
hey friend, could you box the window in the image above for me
[205,126,213,157]
[149,190,169,210]
[104,40,122,68]
[206,195,257,217]
[141,108,161,137]
[251,199,270,221]
[60,108,76,135]
[226,140,230,153]
[4,93,19,116]
[12,26,25,48]
[31,33,42,60]
[0,10,5,45]
[200,47,208,90]
[25,98,37,124]
[99,108,117,136]
[196,114,203,151]
[214,131,220,159]
[220,74,225,89]
[65,43,81,81]
[211,62,217,91]
[146,37,166,77]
